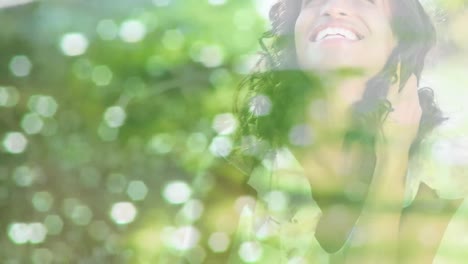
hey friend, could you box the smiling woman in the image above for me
[230,0,467,263]
[296,0,396,77]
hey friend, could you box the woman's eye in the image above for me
[367,0,376,4]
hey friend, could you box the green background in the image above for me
[1,0,468,263]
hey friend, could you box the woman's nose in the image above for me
[320,0,352,17]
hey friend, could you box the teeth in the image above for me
[315,27,359,42]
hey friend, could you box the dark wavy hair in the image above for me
[235,0,447,160]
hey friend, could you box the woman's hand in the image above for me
[377,72,422,154]
[340,71,422,263]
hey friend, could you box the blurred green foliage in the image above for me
[1,0,468,263]
[0,0,267,263]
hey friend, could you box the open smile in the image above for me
[310,23,365,43]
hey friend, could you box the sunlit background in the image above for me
[1,0,468,263]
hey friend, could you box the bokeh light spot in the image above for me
[162,181,192,205]
[249,94,272,117]
[198,45,224,68]
[170,226,200,251]
[119,20,146,43]
[212,113,237,135]
[289,124,314,147]
[147,133,174,154]
[126,180,149,201]
[209,136,232,157]
[28,95,59,117]
[8,223,30,244]
[43,215,63,235]
[3,132,28,154]
[13,166,37,187]
[238,241,263,263]
[92,65,113,86]
[8,222,47,244]
[0,86,20,107]
[103,106,127,128]
[181,199,204,221]
[9,55,32,77]
[71,205,93,226]
[32,192,54,212]
[186,133,208,153]
[28,223,48,244]
[208,232,230,253]
[96,19,118,40]
[60,33,89,56]
[110,202,137,225]
[21,113,44,135]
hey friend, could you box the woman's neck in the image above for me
[304,75,372,181]
[312,75,369,133]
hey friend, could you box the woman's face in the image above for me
[295,0,397,77]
